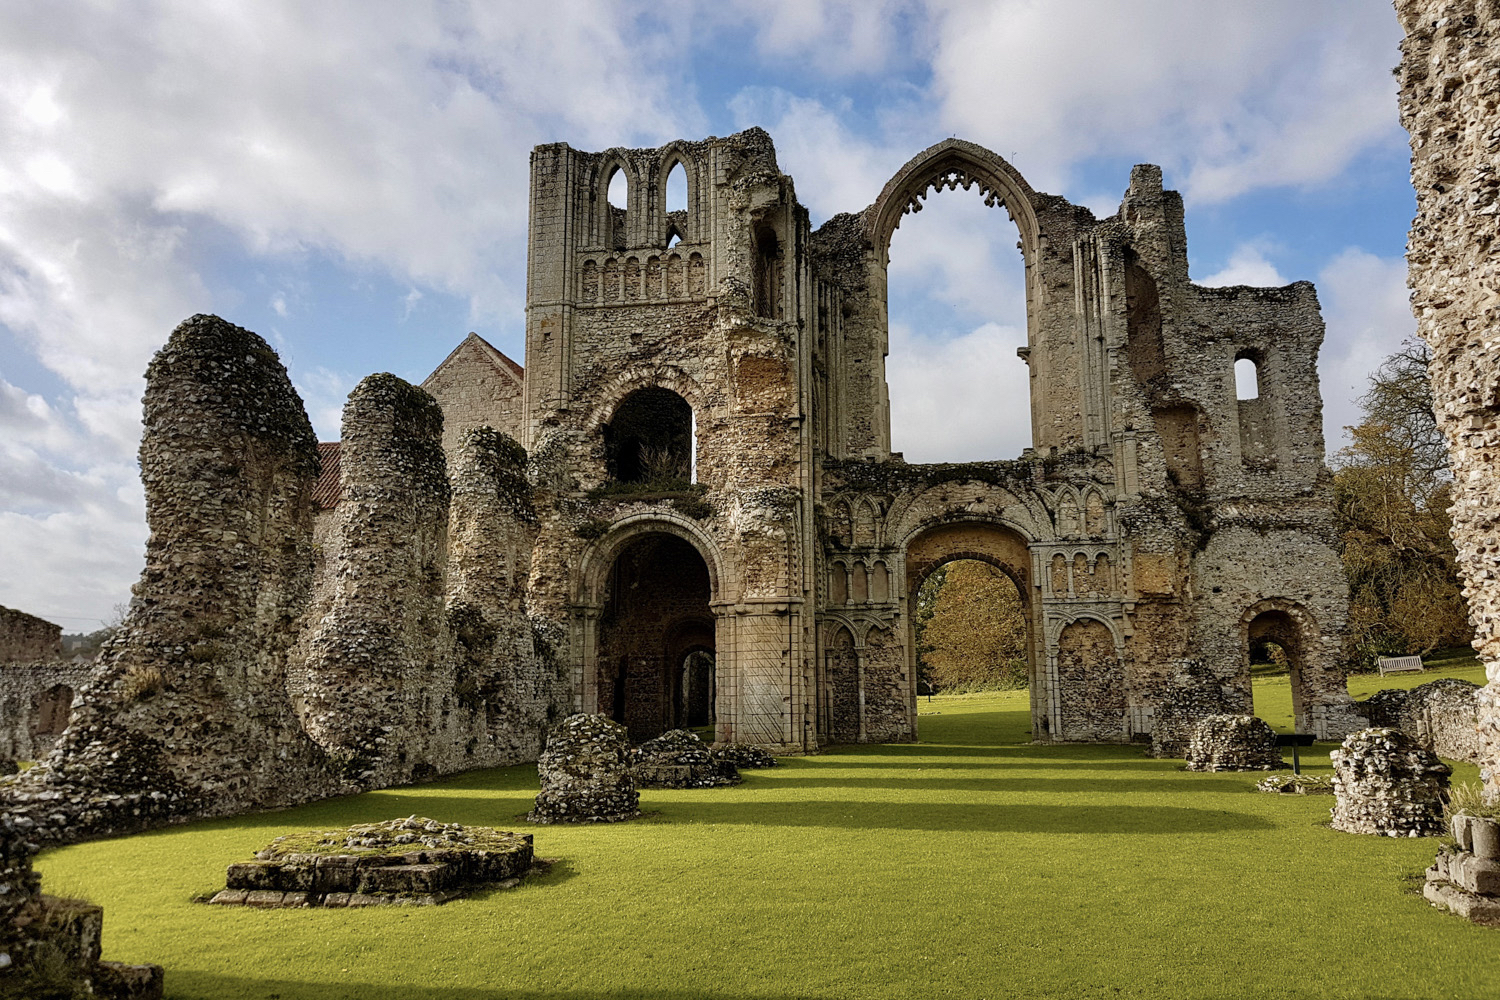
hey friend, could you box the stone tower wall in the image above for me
[1396,0,1500,796]
[1,315,339,844]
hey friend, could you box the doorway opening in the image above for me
[597,533,715,742]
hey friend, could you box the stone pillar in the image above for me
[1184,715,1283,772]
[1330,728,1451,836]
[300,374,451,786]
[446,426,550,765]
[528,714,640,823]
[1395,0,1500,799]
[2,315,335,844]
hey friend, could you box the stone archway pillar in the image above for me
[715,598,807,749]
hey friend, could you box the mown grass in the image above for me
[35,675,1496,1000]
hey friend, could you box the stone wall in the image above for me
[0,814,163,997]
[1,314,339,844]
[0,605,61,663]
[1355,677,1482,764]
[1396,0,1500,799]
[0,660,93,761]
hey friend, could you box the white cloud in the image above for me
[888,321,1032,463]
[1199,243,1288,288]
[1315,248,1416,450]
[926,0,1403,202]
[0,1,701,626]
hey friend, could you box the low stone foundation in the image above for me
[631,730,740,788]
[1330,728,1450,836]
[1425,815,1500,926]
[0,814,163,998]
[1353,678,1481,764]
[1184,715,1284,772]
[206,817,536,908]
[528,714,641,824]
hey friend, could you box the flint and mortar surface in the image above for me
[1184,714,1285,772]
[206,816,536,908]
[1330,728,1451,836]
[529,715,641,824]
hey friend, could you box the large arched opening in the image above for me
[870,141,1043,464]
[904,520,1040,742]
[595,532,716,742]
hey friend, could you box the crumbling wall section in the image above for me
[1396,0,1500,799]
[1,314,336,845]
[299,374,454,786]
[0,660,93,761]
[446,426,552,764]
[0,606,61,662]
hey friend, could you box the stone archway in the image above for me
[594,532,714,742]
[1241,599,1319,733]
[904,520,1039,740]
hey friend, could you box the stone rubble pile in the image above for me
[528,714,641,824]
[631,730,740,788]
[0,814,163,998]
[712,742,780,770]
[207,816,536,908]
[1425,812,1500,926]
[1184,714,1284,772]
[1354,677,1482,764]
[1330,728,1450,836]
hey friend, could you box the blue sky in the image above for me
[0,1,1417,627]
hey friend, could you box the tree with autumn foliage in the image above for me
[915,559,1029,691]
[1333,341,1472,666]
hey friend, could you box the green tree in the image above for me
[1333,341,1472,665]
[917,559,1028,691]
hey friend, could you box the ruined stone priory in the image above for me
[1,128,1369,845]
[411,127,1362,751]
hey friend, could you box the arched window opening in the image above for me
[753,224,782,319]
[1235,356,1260,401]
[597,533,714,741]
[604,387,693,486]
[666,162,688,212]
[666,229,682,249]
[606,166,628,249]
[607,166,628,209]
[886,186,1029,461]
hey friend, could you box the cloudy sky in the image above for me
[0,1,1415,628]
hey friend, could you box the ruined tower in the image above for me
[419,128,1361,751]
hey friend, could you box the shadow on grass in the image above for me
[167,974,832,1000]
[642,800,1274,833]
[743,775,1258,794]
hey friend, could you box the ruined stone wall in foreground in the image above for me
[0,315,339,844]
[1397,0,1500,797]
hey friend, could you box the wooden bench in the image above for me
[1376,655,1425,676]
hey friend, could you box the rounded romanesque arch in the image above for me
[1240,597,1321,732]
[574,512,727,609]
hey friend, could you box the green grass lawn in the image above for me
[35,675,1496,1000]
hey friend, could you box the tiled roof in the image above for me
[313,442,342,509]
